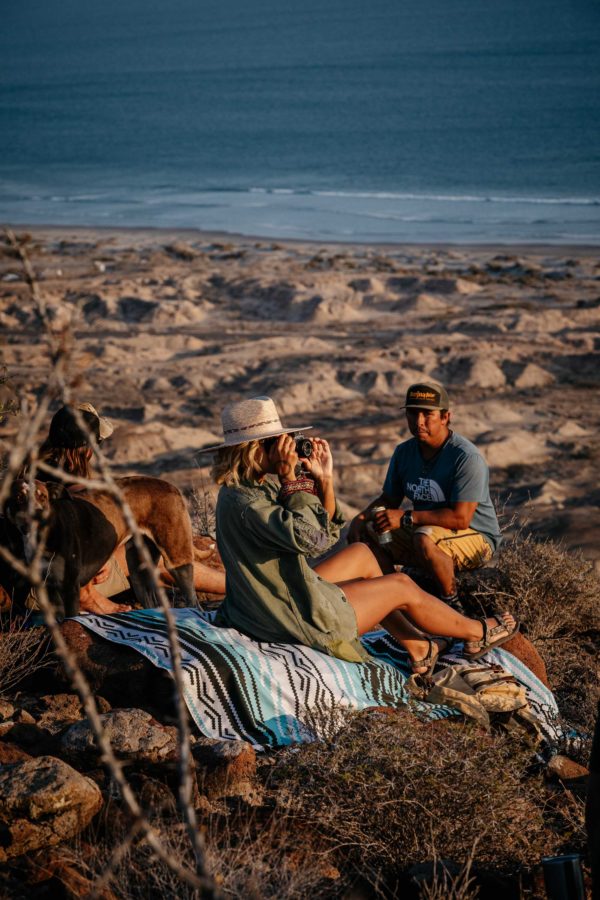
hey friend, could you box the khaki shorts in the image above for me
[94,554,130,598]
[383,525,493,571]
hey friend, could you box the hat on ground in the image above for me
[202,396,313,451]
[48,403,114,449]
[402,382,450,411]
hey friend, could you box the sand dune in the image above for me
[1,227,599,569]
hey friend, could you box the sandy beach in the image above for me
[1,226,599,567]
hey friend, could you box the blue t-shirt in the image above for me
[382,431,501,551]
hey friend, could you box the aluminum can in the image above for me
[372,506,393,545]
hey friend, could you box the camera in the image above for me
[294,434,313,459]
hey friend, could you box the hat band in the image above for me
[223,416,282,436]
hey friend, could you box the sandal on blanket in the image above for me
[411,637,453,676]
[463,612,519,660]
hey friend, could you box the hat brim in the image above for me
[200,424,313,454]
[400,403,444,410]
[97,416,114,440]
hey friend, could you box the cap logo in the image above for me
[409,389,438,402]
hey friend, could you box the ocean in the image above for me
[1,0,599,244]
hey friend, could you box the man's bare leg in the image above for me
[412,533,456,597]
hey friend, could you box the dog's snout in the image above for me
[15,482,30,504]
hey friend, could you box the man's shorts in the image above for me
[383,525,493,571]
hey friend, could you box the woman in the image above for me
[33,403,224,614]
[210,396,517,672]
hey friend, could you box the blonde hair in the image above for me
[211,440,264,487]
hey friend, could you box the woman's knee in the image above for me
[389,571,417,604]
[352,541,381,577]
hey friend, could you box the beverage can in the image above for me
[372,506,393,545]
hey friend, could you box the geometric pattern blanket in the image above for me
[77,608,561,751]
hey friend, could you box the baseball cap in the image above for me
[48,403,114,449]
[402,382,450,411]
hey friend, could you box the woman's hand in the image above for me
[269,434,299,483]
[303,437,333,482]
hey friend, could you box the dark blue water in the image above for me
[1,0,599,242]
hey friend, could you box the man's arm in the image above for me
[374,500,478,533]
[348,492,403,543]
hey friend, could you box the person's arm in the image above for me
[373,501,478,533]
[348,491,403,543]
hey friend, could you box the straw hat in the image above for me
[202,396,312,451]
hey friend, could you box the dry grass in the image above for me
[459,532,600,736]
[266,708,584,893]
[0,613,49,698]
[187,480,217,539]
[55,792,328,900]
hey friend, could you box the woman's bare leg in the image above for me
[342,571,515,670]
[159,561,225,595]
[314,542,382,583]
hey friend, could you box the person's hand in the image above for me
[303,437,333,481]
[372,507,403,534]
[348,513,367,543]
[269,434,299,483]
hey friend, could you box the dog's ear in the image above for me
[45,482,67,502]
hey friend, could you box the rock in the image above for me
[192,738,259,802]
[514,363,555,389]
[502,632,550,687]
[0,700,15,721]
[58,621,177,718]
[23,847,117,898]
[546,754,589,782]
[61,708,179,766]
[0,742,32,765]
[164,241,196,261]
[479,433,548,469]
[33,693,111,735]
[117,296,159,323]
[466,357,506,389]
[0,756,102,862]
[530,479,568,508]
[1,722,56,756]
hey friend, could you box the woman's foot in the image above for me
[464,611,518,659]
[79,585,132,615]
[407,637,451,676]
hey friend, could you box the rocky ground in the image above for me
[1,227,599,566]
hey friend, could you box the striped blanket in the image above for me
[77,608,561,751]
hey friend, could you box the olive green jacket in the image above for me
[214,478,367,663]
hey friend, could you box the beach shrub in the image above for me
[459,533,600,735]
[266,708,580,892]
[0,614,49,698]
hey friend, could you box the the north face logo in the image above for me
[405,478,446,503]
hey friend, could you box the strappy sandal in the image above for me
[463,612,519,660]
[411,637,453,676]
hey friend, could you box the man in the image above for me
[348,381,501,609]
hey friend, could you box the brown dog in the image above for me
[75,475,198,608]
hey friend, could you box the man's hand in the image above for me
[372,507,404,534]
